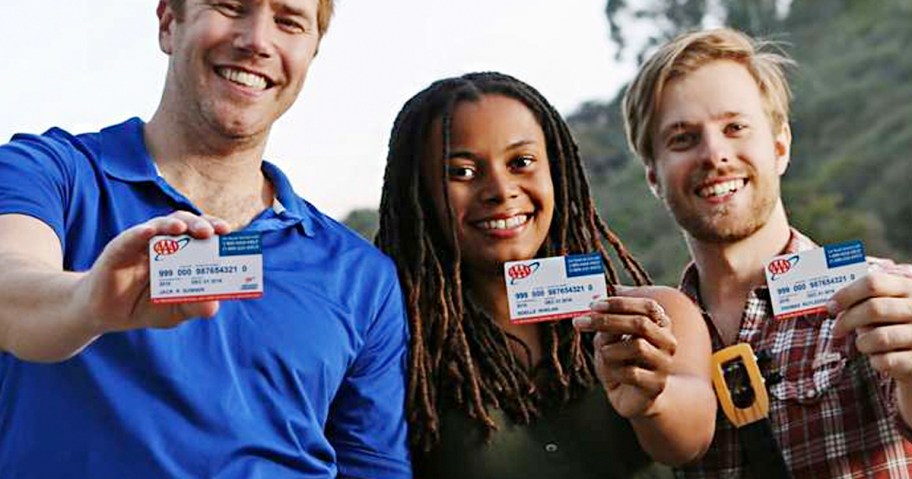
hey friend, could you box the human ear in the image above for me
[774,122,792,176]
[157,0,175,55]
[646,165,663,199]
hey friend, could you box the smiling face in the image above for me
[422,94,555,275]
[648,60,791,244]
[158,0,320,140]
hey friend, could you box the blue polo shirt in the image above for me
[0,118,412,478]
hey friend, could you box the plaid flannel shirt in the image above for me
[677,229,912,479]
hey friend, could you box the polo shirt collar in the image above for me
[99,117,315,237]
[257,161,315,237]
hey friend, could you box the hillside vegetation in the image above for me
[571,0,912,283]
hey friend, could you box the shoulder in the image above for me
[310,202,388,256]
[1,125,84,163]
[0,120,134,171]
[298,199,399,285]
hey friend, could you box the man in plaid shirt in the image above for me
[621,28,912,477]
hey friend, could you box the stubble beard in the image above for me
[665,177,780,244]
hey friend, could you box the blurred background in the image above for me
[2,0,910,284]
[349,0,912,284]
[577,0,912,283]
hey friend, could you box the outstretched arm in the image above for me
[574,285,715,465]
[0,211,229,362]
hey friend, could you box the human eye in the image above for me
[667,131,698,150]
[507,155,536,171]
[724,122,748,136]
[213,1,244,16]
[275,15,307,33]
[446,164,476,180]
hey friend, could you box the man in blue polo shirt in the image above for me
[0,1,411,478]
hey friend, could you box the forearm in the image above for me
[629,373,716,466]
[0,254,99,362]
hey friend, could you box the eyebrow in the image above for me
[446,139,538,160]
[658,111,744,140]
[447,150,478,161]
[272,1,312,19]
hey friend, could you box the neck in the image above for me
[144,106,274,230]
[465,264,543,368]
[686,201,791,342]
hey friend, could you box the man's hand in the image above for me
[0,211,231,362]
[573,293,677,418]
[831,271,912,382]
[76,211,232,336]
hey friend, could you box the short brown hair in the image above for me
[622,28,794,166]
[168,0,335,38]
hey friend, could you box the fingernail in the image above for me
[826,300,839,316]
[589,300,609,312]
[572,316,592,329]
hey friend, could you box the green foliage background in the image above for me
[346,0,912,285]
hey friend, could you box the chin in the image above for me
[217,120,270,140]
[205,105,273,138]
[684,216,766,243]
[462,249,535,274]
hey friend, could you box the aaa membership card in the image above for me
[504,253,608,324]
[764,240,868,320]
[149,232,263,304]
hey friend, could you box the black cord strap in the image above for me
[712,343,793,479]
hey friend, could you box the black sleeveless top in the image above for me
[414,388,673,479]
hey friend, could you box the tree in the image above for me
[342,208,379,242]
[605,0,785,63]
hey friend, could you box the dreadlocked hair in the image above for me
[376,72,652,452]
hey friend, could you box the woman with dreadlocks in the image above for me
[376,72,715,478]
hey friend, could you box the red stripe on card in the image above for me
[510,310,589,324]
[774,306,828,320]
[151,292,263,304]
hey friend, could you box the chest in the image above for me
[418,391,671,479]
[707,304,745,346]
[95,267,364,419]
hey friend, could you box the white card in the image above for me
[505,253,607,324]
[149,232,263,304]
[765,240,868,320]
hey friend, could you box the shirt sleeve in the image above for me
[0,132,74,245]
[326,263,412,479]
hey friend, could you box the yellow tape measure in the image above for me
[711,343,769,427]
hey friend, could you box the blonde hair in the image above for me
[622,28,795,166]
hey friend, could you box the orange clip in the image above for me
[711,343,769,427]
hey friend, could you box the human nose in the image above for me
[234,8,274,58]
[481,167,519,204]
[698,129,731,168]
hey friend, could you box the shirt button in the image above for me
[544,442,559,453]
[804,389,816,399]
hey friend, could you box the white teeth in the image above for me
[218,67,268,90]
[478,214,528,231]
[699,179,744,198]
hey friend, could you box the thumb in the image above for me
[96,223,159,269]
[176,300,221,320]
